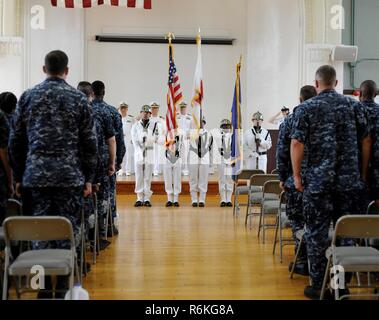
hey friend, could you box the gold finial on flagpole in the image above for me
[196,28,201,45]
[165,32,175,45]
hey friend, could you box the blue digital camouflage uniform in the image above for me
[0,110,10,222]
[361,100,379,201]
[9,77,98,249]
[277,109,307,262]
[91,99,116,228]
[291,89,369,289]
[104,102,125,220]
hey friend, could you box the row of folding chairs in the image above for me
[0,190,115,300]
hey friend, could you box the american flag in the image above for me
[51,0,152,9]
[166,44,183,144]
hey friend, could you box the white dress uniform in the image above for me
[121,114,135,175]
[176,113,192,175]
[244,127,272,173]
[131,119,163,202]
[213,129,234,204]
[163,133,184,203]
[188,129,213,204]
[150,115,166,176]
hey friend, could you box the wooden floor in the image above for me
[83,195,309,300]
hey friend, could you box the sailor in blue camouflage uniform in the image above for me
[92,81,125,236]
[9,51,98,298]
[91,81,119,238]
[277,85,317,276]
[359,80,379,203]
[0,92,17,133]
[0,110,13,222]
[77,81,115,251]
[291,65,371,299]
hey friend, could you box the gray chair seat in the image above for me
[250,192,278,205]
[332,247,379,272]
[262,200,280,214]
[9,249,72,276]
[236,185,262,195]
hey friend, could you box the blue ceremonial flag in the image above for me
[231,58,243,176]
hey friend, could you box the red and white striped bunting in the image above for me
[51,0,152,9]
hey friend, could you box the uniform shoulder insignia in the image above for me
[159,116,165,120]
[128,115,134,118]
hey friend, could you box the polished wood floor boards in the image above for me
[83,195,309,300]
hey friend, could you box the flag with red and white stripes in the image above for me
[166,43,183,144]
[51,0,152,9]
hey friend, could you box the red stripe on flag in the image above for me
[82,0,92,7]
[98,0,104,5]
[144,0,152,9]
[127,0,136,7]
[51,0,58,6]
[65,0,75,8]
[110,0,119,5]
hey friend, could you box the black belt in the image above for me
[257,152,267,156]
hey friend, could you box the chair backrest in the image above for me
[0,199,22,226]
[367,201,379,215]
[250,174,279,187]
[3,216,74,247]
[234,169,265,182]
[271,169,279,174]
[263,180,281,196]
[333,215,379,243]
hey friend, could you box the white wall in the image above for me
[12,0,337,131]
[25,0,84,88]
[84,0,247,130]
[246,0,305,130]
[0,53,23,95]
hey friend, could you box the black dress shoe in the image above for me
[134,201,143,207]
[107,225,119,237]
[288,262,309,276]
[166,201,173,207]
[304,286,333,300]
[226,202,233,207]
[37,290,53,300]
[199,202,205,207]
[192,203,198,207]
[144,201,152,207]
[220,202,226,207]
[99,239,111,251]
[174,202,180,207]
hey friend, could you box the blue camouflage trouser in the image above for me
[286,189,307,262]
[302,189,367,289]
[22,187,83,250]
[0,183,7,224]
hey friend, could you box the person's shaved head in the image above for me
[315,65,337,89]
[360,80,377,101]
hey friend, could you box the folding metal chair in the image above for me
[245,174,279,228]
[90,192,100,265]
[257,180,281,243]
[104,194,114,241]
[0,199,23,297]
[320,215,379,300]
[2,216,79,300]
[232,170,264,217]
[272,192,295,263]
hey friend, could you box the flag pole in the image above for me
[196,29,203,130]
